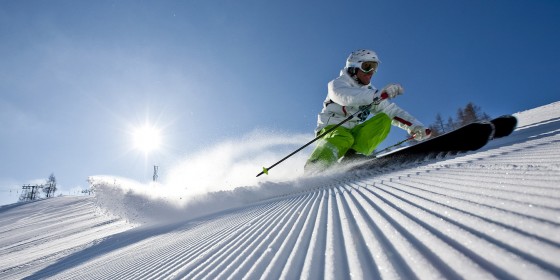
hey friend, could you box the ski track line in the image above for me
[277,189,324,279]
[425,170,560,199]
[126,209,266,279]
[217,197,310,278]
[299,188,328,279]
[205,196,305,279]
[403,175,560,223]
[60,202,278,279]
[137,199,297,279]
[79,195,308,279]
[347,180,497,279]
[0,197,132,279]
[196,204,289,278]
[0,198,93,235]
[164,205,273,278]
[373,182,558,279]
[255,191,323,279]
[1,213,122,256]
[376,179,560,273]
[230,193,315,278]
[364,166,557,198]
[134,206,267,278]
[338,182,421,279]
[383,177,560,247]
[179,197,305,279]
[331,184,373,279]
[250,191,321,279]
[0,197,120,249]
[348,158,560,245]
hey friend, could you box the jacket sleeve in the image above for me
[374,101,425,134]
[327,76,379,106]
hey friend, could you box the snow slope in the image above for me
[1,102,559,279]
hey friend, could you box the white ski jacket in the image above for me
[316,69,424,135]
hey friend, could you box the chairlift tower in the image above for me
[153,165,159,182]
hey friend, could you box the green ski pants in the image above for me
[305,113,392,171]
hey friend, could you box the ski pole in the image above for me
[256,96,386,177]
[370,135,415,157]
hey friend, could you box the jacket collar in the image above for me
[340,68,371,88]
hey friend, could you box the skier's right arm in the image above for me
[375,102,432,141]
[328,76,405,106]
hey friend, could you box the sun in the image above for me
[132,124,162,154]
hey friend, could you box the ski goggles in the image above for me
[359,61,378,73]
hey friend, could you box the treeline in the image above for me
[429,102,491,137]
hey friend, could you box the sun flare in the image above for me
[132,124,162,154]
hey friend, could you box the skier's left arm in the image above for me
[376,101,432,141]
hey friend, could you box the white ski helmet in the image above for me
[345,49,380,70]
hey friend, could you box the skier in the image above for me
[305,49,432,173]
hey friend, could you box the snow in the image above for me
[1,101,559,279]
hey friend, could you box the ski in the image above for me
[345,115,518,172]
[347,121,495,171]
[490,115,518,138]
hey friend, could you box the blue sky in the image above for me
[1,0,559,205]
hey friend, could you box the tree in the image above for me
[481,112,491,121]
[429,102,490,135]
[456,107,467,126]
[434,113,445,132]
[427,113,448,137]
[44,173,57,198]
[457,102,490,126]
[445,117,457,132]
